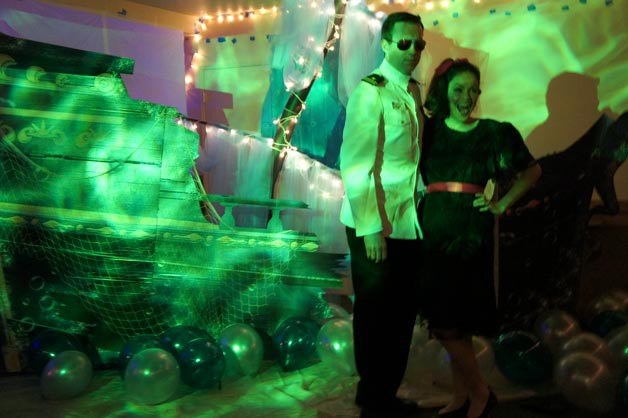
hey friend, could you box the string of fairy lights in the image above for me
[192,0,484,27]
[177,117,345,202]
[180,0,501,200]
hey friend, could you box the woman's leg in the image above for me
[438,358,468,414]
[439,337,491,418]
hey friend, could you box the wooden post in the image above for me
[0,252,22,372]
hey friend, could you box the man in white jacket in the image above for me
[339,11,426,418]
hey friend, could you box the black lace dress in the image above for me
[418,118,535,336]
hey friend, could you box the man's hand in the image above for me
[364,232,387,263]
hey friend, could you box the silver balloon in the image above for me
[327,303,350,320]
[316,318,356,376]
[610,290,628,310]
[534,310,581,355]
[588,293,627,316]
[219,323,264,376]
[560,332,615,369]
[555,352,615,414]
[41,350,93,400]
[124,348,180,405]
[607,324,628,373]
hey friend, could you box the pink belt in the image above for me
[426,182,483,194]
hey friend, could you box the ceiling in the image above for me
[128,0,281,17]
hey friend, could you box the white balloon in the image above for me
[534,310,581,355]
[124,348,180,405]
[327,303,350,320]
[560,332,616,369]
[404,339,443,387]
[41,350,93,400]
[219,323,264,376]
[588,292,628,316]
[555,352,615,414]
[316,318,356,376]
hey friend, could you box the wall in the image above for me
[189,0,628,197]
[1,0,188,114]
[4,0,627,200]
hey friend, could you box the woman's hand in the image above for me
[473,193,505,215]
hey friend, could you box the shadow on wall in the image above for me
[525,72,617,159]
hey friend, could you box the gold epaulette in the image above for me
[362,73,386,86]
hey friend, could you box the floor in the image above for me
[0,360,625,418]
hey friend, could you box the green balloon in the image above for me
[494,330,552,384]
[177,338,225,389]
[607,325,628,371]
[590,310,628,337]
[619,371,628,414]
[160,325,214,356]
[273,317,320,372]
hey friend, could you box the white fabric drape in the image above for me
[337,0,384,106]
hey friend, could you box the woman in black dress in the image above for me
[419,58,542,418]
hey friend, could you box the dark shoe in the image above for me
[471,389,497,418]
[435,399,469,418]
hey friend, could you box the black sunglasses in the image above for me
[393,38,426,51]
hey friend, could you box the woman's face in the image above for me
[447,71,480,122]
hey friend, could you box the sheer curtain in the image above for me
[195,124,274,229]
[274,149,347,254]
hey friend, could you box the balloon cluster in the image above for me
[494,291,628,415]
[28,313,346,405]
[399,293,628,415]
[117,324,271,404]
[271,312,357,376]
